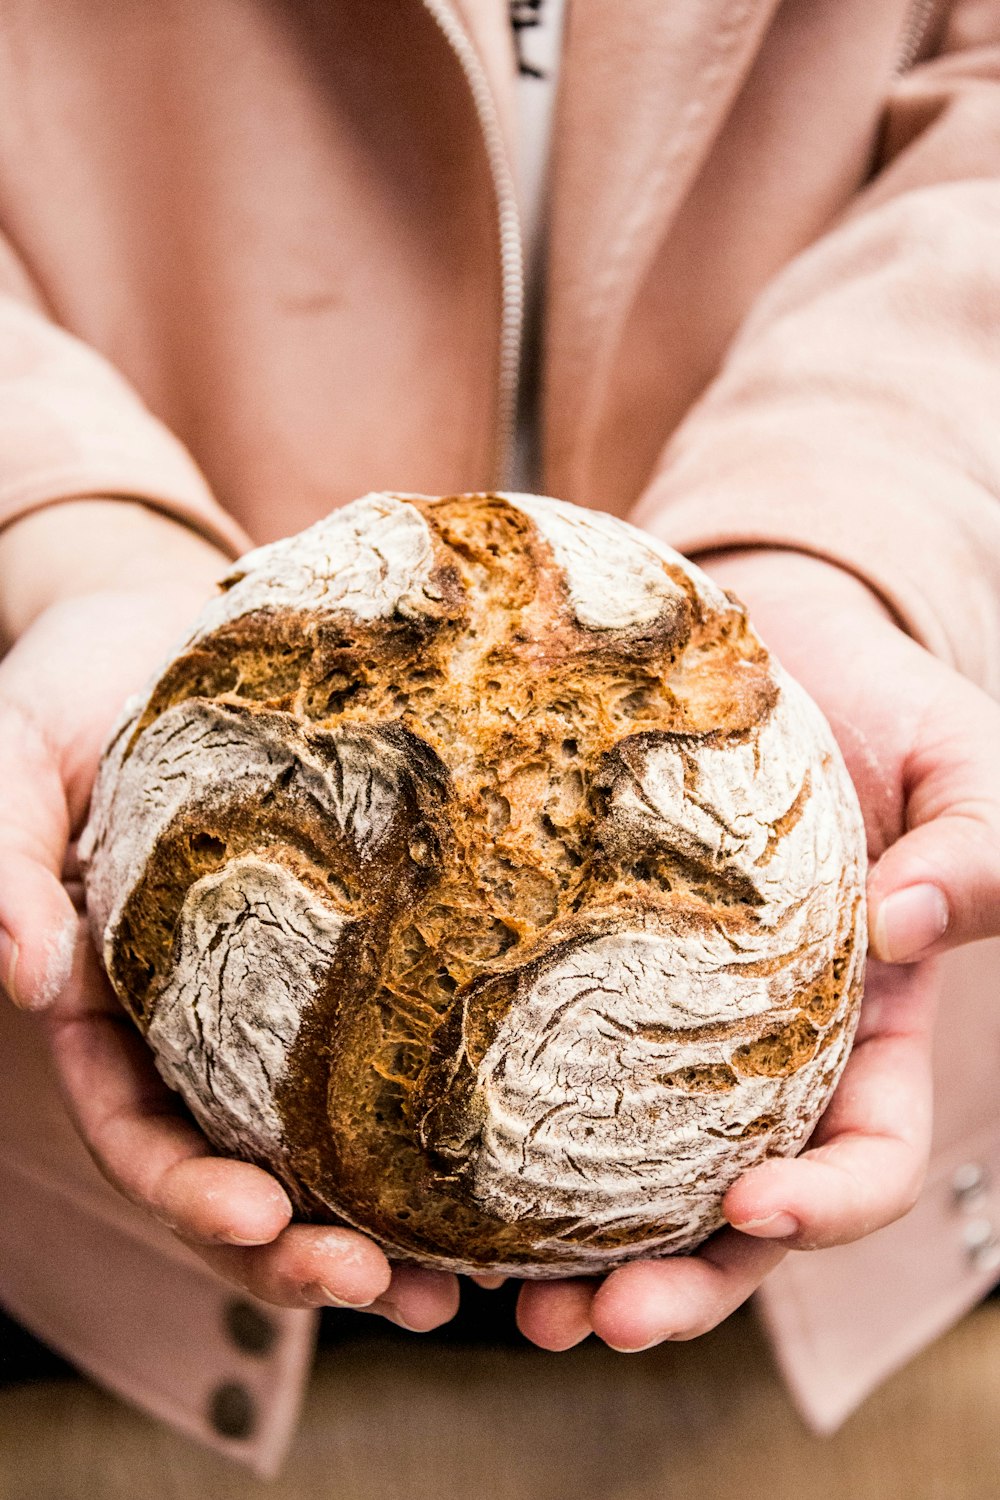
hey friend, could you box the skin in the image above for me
[1,506,997,1343]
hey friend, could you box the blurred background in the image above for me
[2,1281,998,1500]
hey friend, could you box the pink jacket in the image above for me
[3,0,1000,1473]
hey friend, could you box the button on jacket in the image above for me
[1,0,1000,1474]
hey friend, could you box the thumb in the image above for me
[0,695,80,1009]
[867,690,1000,962]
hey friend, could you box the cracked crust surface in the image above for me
[81,492,867,1276]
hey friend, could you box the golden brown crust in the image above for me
[82,493,867,1275]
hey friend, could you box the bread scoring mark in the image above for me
[81,491,868,1276]
[84,697,450,1027]
[731,1014,819,1077]
[595,670,835,913]
[198,493,449,633]
[502,493,696,632]
[434,913,854,1260]
[148,857,350,1158]
[86,702,390,949]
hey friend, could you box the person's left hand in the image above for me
[512,547,1000,1352]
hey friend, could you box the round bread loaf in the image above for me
[81,492,867,1277]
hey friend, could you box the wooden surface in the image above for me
[2,1299,999,1500]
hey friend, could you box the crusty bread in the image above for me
[81,492,867,1276]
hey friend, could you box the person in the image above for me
[2,0,1000,1474]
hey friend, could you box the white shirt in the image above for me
[509,0,568,491]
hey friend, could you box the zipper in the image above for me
[418,0,937,481]
[420,0,525,485]
[894,0,936,76]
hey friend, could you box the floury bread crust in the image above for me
[81,493,867,1276]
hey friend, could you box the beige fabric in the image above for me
[2,0,1000,1471]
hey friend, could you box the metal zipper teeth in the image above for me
[895,0,936,75]
[420,0,525,486]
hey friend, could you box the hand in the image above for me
[0,508,460,1331]
[515,548,999,1352]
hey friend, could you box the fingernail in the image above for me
[731,1210,800,1239]
[0,928,21,1007]
[605,1334,671,1353]
[368,1300,423,1331]
[303,1282,377,1310]
[874,884,949,963]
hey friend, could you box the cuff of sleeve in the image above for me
[0,298,254,560]
[630,425,1000,693]
[0,466,253,564]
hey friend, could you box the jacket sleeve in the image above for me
[630,5,1000,693]
[0,235,252,559]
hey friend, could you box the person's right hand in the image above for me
[0,503,460,1331]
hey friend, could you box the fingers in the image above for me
[517,1235,783,1355]
[469,1273,508,1290]
[360,1265,462,1330]
[48,976,454,1318]
[193,1238,458,1327]
[46,944,294,1245]
[868,685,1000,961]
[188,1225,393,1311]
[724,959,936,1249]
[46,939,459,1327]
[0,698,79,1010]
[197,1237,458,1325]
[157,1156,297,1246]
[869,824,988,960]
[197,1236,459,1324]
[516,1278,596,1350]
[588,1233,787,1352]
